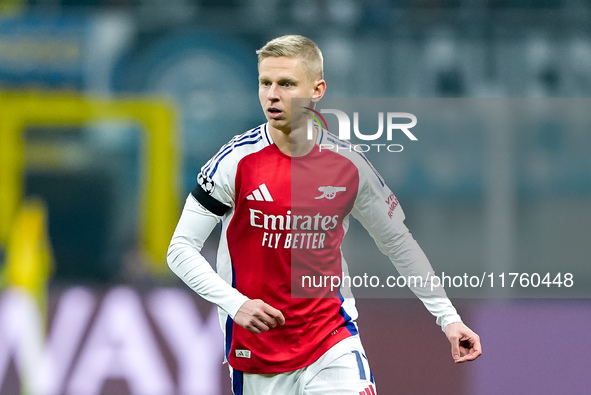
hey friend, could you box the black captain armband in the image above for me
[191,186,231,216]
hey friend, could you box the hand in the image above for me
[234,299,285,334]
[444,322,482,363]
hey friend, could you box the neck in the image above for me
[269,122,317,156]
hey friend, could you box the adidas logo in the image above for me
[235,349,251,358]
[246,183,274,202]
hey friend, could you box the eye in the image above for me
[260,81,271,86]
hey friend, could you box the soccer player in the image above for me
[167,35,481,394]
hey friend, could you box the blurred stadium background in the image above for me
[0,0,590,394]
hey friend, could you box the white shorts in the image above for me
[229,335,377,395]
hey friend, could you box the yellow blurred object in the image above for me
[3,198,53,312]
[0,0,24,16]
[0,90,180,276]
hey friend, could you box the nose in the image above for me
[267,83,279,101]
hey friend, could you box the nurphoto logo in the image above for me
[303,106,418,153]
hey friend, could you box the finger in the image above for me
[247,325,262,335]
[250,319,270,333]
[455,339,482,363]
[241,320,262,334]
[455,349,482,363]
[449,337,461,362]
[255,312,278,328]
[262,304,285,326]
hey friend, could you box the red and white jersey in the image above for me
[168,123,461,374]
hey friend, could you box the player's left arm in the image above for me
[350,156,481,362]
[350,169,460,328]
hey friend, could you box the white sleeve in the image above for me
[351,162,462,331]
[167,194,249,318]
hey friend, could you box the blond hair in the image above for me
[256,35,324,81]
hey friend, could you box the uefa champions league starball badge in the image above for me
[198,172,216,194]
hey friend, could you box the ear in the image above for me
[311,79,326,103]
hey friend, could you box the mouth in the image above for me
[267,107,283,119]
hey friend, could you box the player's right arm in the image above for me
[167,194,248,318]
[167,195,285,332]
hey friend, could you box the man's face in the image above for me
[258,56,323,133]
